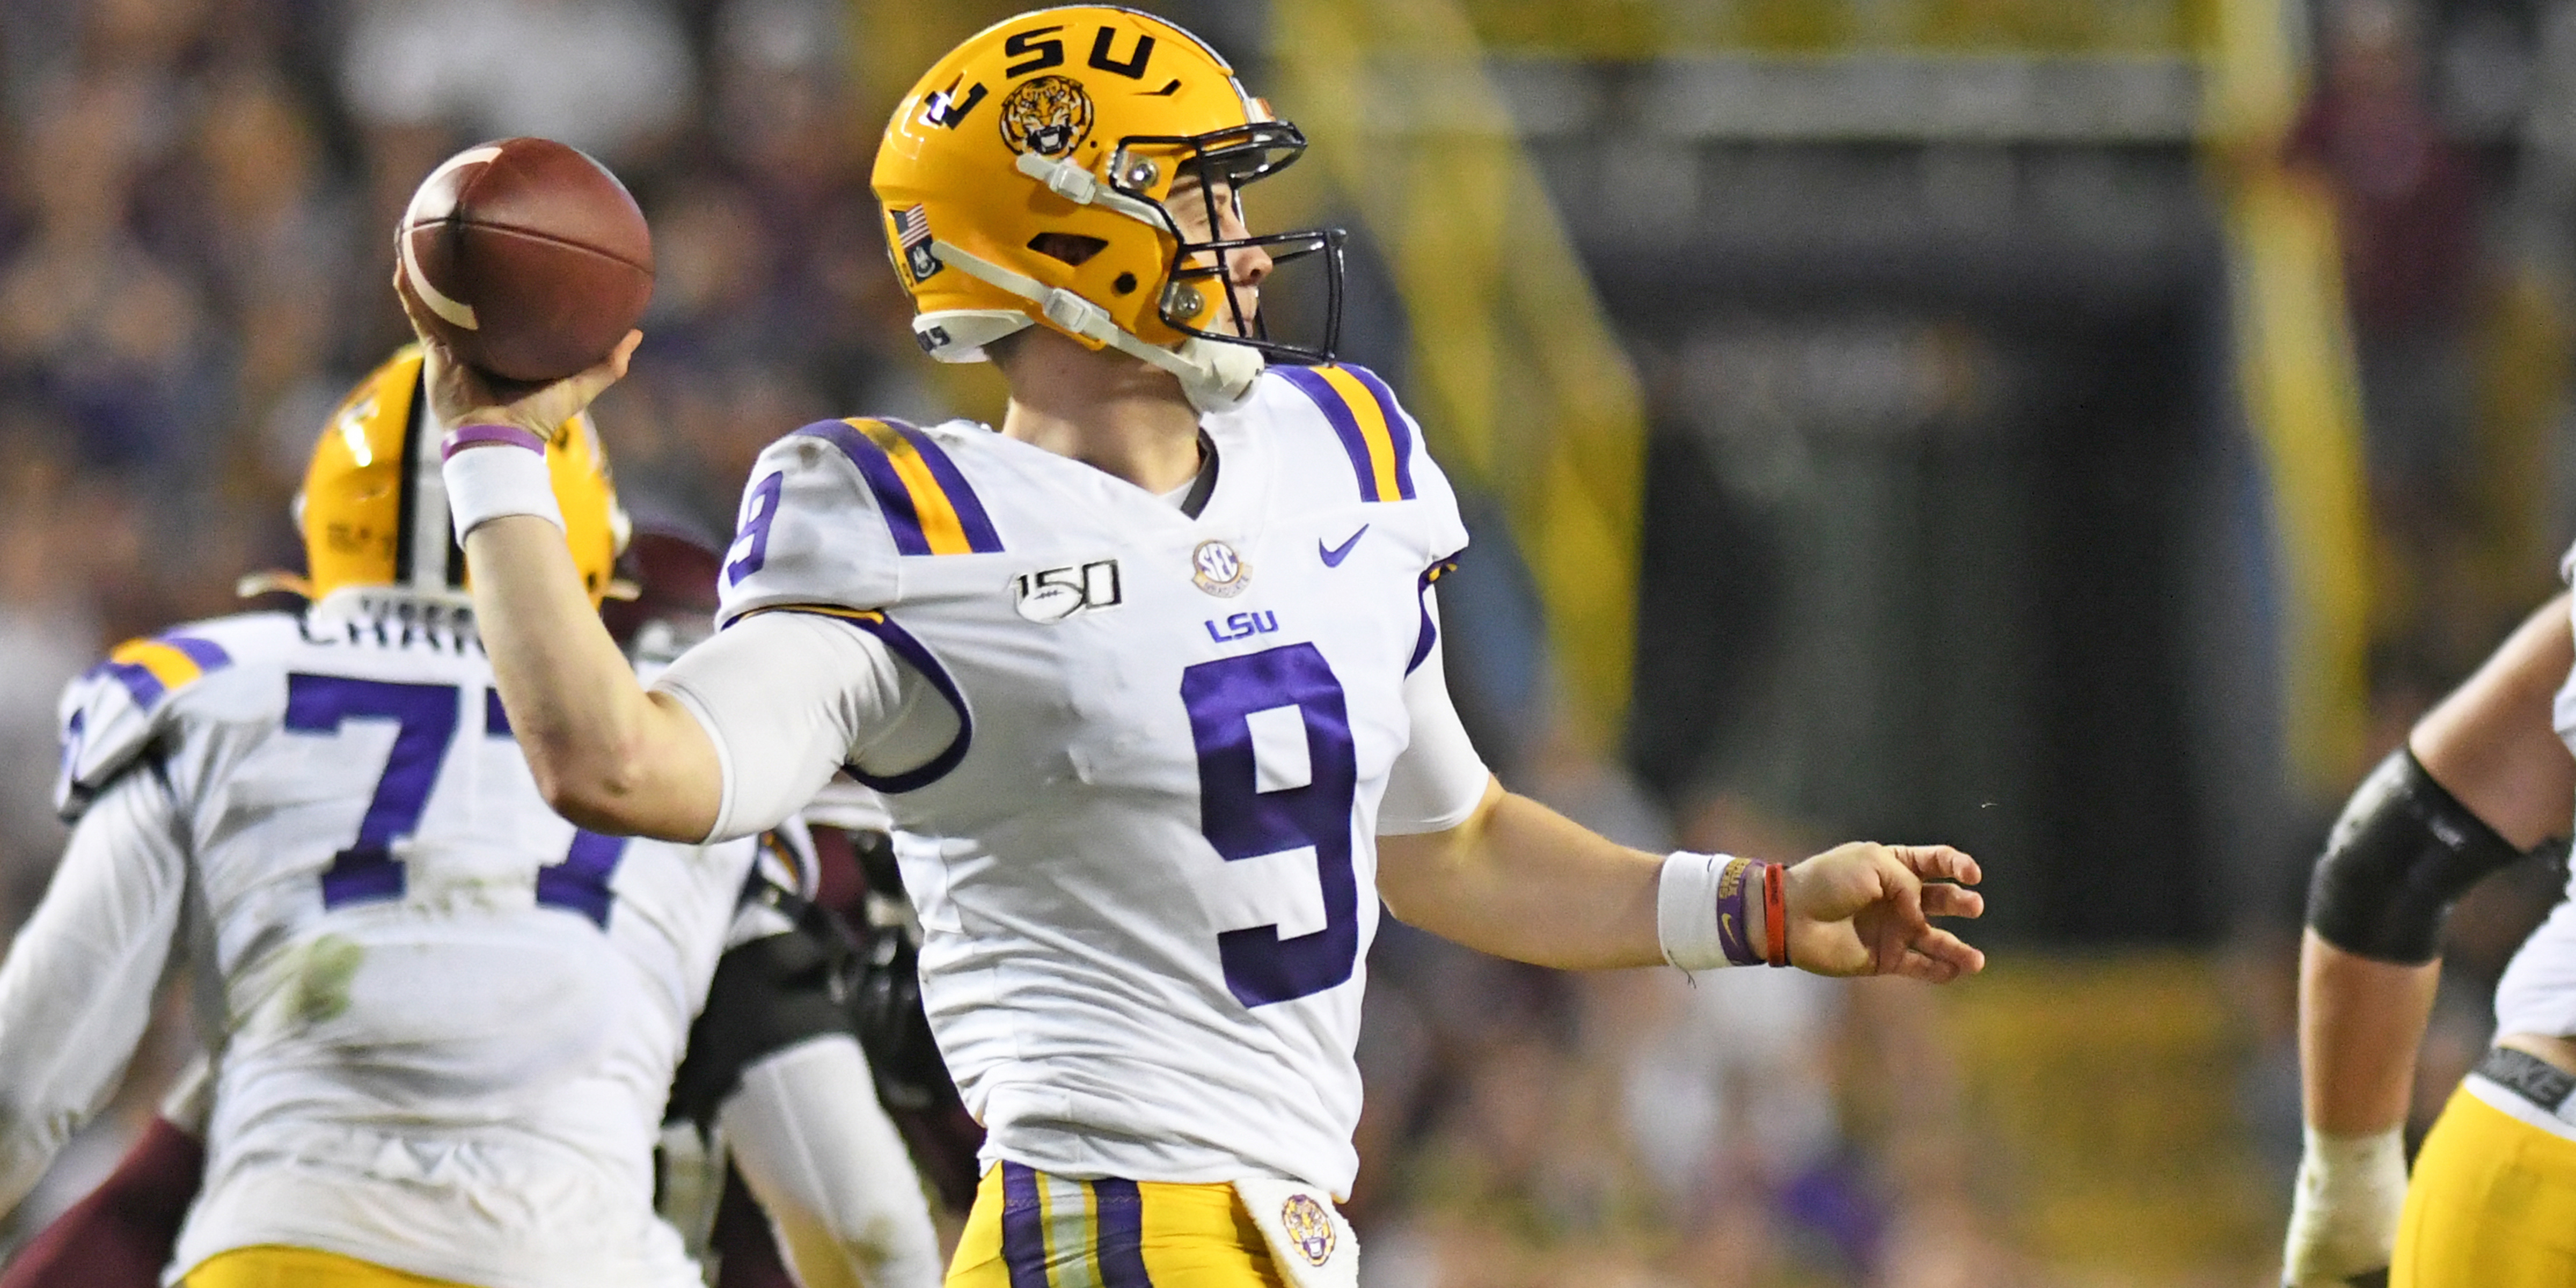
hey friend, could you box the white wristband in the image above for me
[2282,1125,2405,1284]
[441,427,563,539]
[1658,850,1753,972]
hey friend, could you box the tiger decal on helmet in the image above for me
[999,75,1094,158]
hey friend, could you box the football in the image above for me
[396,137,653,385]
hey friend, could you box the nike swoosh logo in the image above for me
[1319,525,1368,567]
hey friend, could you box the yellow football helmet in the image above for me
[291,345,627,605]
[873,5,1341,411]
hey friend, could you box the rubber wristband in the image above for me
[441,423,547,458]
[1763,860,1790,968]
[1714,858,1762,966]
[441,425,563,539]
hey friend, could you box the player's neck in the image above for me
[997,330,1204,495]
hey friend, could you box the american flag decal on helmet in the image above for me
[894,204,941,283]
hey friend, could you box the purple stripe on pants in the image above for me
[999,1162,1050,1288]
[1092,1177,1153,1286]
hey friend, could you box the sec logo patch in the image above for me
[1280,1194,1335,1266]
[1191,539,1250,597]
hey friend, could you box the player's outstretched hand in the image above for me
[1782,843,1985,981]
[395,267,639,439]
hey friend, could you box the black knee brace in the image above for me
[2307,747,2538,964]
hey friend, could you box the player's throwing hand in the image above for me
[396,269,639,438]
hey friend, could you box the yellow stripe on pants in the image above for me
[2396,1086,2576,1286]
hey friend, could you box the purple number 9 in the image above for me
[727,471,785,585]
[1181,643,1360,1008]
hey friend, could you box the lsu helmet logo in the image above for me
[1279,1194,1335,1266]
[999,74,1093,157]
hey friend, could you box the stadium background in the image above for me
[0,0,2564,1282]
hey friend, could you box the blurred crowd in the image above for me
[0,0,939,915]
[5,0,2576,1285]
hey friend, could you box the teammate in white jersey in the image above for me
[0,352,937,1288]
[2282,568,2576,1286]
[412,9,1989,1285]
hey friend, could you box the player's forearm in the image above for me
[462,516,719,840]
[1377,782,1666,970]
[2300,931,2439,1133]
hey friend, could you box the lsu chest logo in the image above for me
[1280,1194,1335,1266]
[1012,559,1121,623]
[1204,610,1279,643]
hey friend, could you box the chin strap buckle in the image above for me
[1014,150,1165,225]
[1017,151,1100,204]
[1040,288,1114,342]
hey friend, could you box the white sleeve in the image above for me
[652,612,959,843]
[718,1035,945,1288]
[1378,589,1494,836]
[0,767,189,1218]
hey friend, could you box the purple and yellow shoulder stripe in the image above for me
[797,418,1004,557]
[732,603,972,793]
[1277,363,1418,503]
[91,634,232,709]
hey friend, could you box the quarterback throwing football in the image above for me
[419,9,1988,1285]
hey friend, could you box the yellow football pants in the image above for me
[2395,1086,2576,1286]
[183,1245,477,1288]
[946,1162,1289,1287]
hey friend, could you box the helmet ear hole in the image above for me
[1113,272,1139,296]
[1027,232,1108,267]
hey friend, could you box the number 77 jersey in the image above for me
[40,591,753,1287]
[715,364,1482,1198]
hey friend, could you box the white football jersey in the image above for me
[711,363,1479,1197]
[6,589,755,1288]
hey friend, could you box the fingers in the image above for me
[1887,844,1980,887]
[559,330,643,405]
[1919,883,1984,920]
[393,266,446,345]
[1889,948,1967,984]
[1890,927,1986,982]
[1865,848,1933,940]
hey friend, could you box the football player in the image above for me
[0,351,939,1288]
[2282,587,2576,1286]
[411,9,1989,1285]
